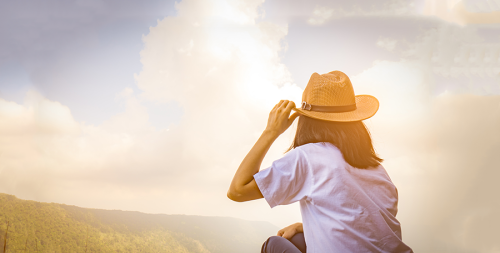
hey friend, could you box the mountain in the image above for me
[0,193,278,252]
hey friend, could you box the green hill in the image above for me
[0,193,278,252]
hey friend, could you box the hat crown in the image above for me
[302,71,356,106]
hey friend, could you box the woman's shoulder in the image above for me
[293,142,343,160]
[295,142,340,153]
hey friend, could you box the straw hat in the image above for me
[292,70,379,122]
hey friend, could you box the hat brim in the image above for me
[292,95,379,122]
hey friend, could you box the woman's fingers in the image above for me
[277,100,294,113]
[275,100,285,109]
[283,102,298,123]
[273,100,295,110]
[271,101,282,112]
[284,101,295,116]
[277,229,285,236]
[288,112,300,125]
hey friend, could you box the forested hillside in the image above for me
[0,193,277,252]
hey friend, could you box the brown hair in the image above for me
[287,116,383,169]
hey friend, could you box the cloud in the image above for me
[306,0,500,27]
[0,87,228,217]
[405,25,500,79]
[463,0,500,12]
[307,6,335,25]
[349,17,500,251]
[0,0,304,228]
[393,23,500,96]
[423,0,500,25]
[307,0,418,25]
[377,37,399,51]
[0,89,174,200]
[0,0,180,126]
[134,0,305,224]
[340,56,500,252]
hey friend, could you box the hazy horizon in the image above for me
[1,0,500,252]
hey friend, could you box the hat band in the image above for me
[301,101,357,113]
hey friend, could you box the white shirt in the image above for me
[254,142,413,253]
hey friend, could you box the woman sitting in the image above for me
[228,71,413,253]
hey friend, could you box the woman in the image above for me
[227,71,413,253]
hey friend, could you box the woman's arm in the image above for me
[227,100,299,202]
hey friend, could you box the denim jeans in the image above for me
[261,233,307,253]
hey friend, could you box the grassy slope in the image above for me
[0,193,277,253]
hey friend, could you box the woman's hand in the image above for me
[265,100,300,138]
[277,222,303,240]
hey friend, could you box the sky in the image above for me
[1,0,500,252]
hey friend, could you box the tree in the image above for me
[3,220,9,253]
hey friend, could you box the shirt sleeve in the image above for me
[253,147,312,208]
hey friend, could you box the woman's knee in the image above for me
[261,236,302,253]
[261,236,283,253]
[289,233,306,253]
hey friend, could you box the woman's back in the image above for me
[255,142,412,252]
[299,142,411,252]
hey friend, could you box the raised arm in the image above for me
[227,100,299,202]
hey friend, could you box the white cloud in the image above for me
[463,0,500,12]
[371,23,500,95]
[423,0,500,25]
[134,0,304,225]
[307,0,418,25]
[399,24,500,95]
[348,17,500,251]
[377,37,398,51]
[1,0,304,229]
[307,6,335,25]
[0,89,172,198]
[346,58,500,252]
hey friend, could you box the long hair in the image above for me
[287,116,383,169]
